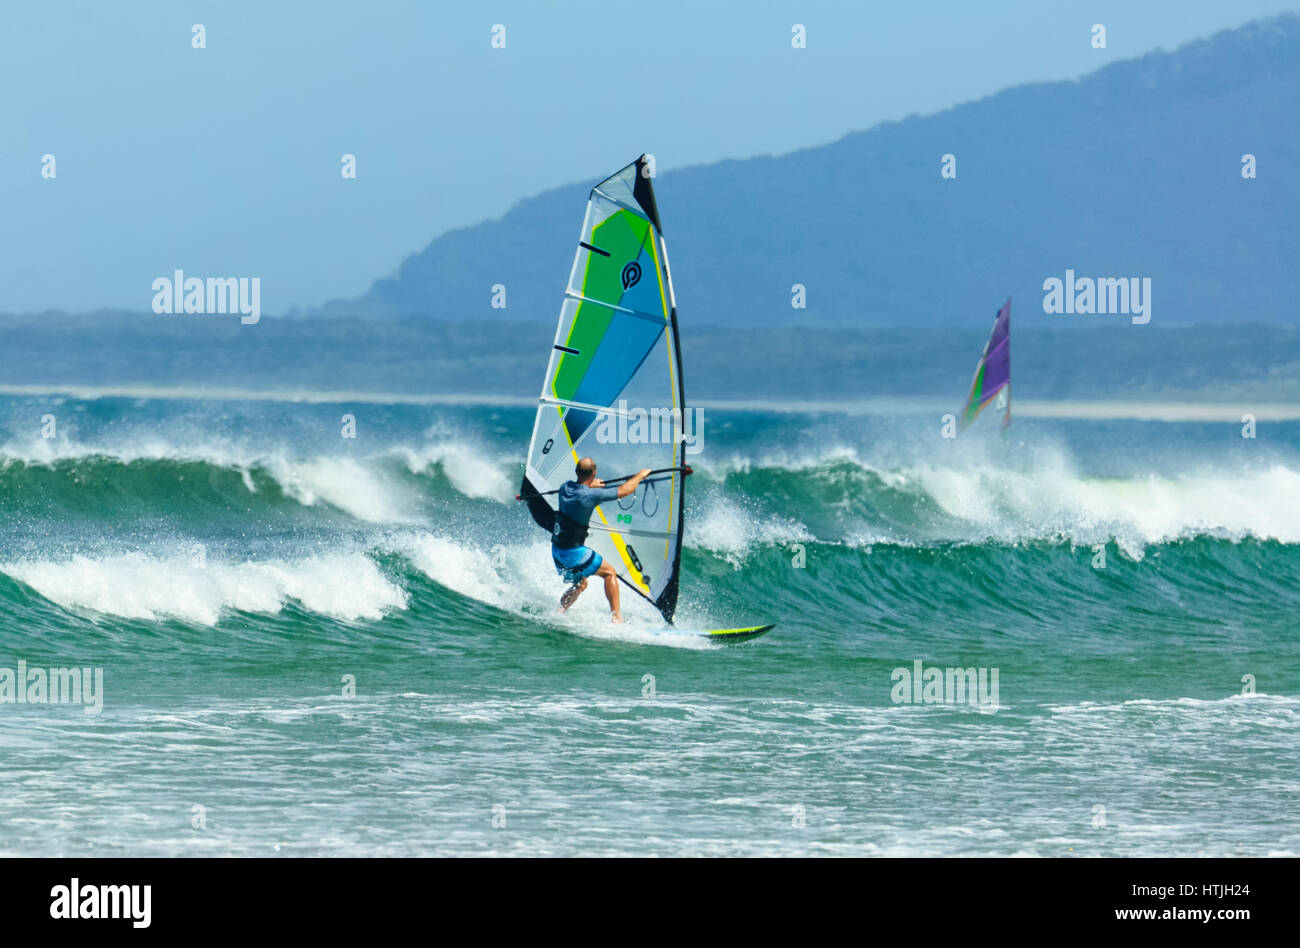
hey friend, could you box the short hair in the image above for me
[576,458,596,481]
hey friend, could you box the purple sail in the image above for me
[959,298,1011,429]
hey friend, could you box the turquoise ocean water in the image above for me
[0,394,1296,856]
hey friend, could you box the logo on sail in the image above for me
[621,261,641,291]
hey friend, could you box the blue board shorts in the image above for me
[552,545,602,584]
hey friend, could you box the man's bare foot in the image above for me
[610,613,623,624]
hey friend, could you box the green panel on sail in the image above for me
[521,156,687,622]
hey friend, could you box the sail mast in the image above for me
[649,157,686,622]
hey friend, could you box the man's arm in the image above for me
[617,469,652,499]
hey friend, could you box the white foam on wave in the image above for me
[693,434,1300,553]
[1,551,407,625]
[262,454,419,524]
[1045,693,1300,715]
[689,496,813,565]
[10,410,1300,553]
[910,458,1300,554]
[0,433,457,524]
[397,533,527,611]
[390,531,717,648]
[0,432,247,469]
[696,443,866,481]
[393,438,513,502]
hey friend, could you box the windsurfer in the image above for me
[552,457,651,622]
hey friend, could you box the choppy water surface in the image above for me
[1,395,1296,855]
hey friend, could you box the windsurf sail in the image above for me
[959,298,1011,430]
[519,155,688,623]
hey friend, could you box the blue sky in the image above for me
[3,0,1298,313]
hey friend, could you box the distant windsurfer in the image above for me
[552,457,651,623]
